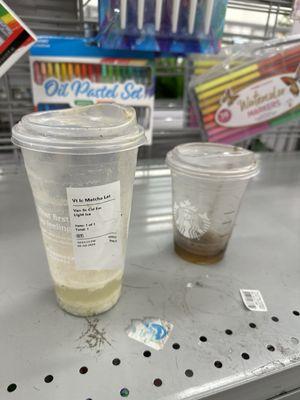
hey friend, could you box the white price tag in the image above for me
[240,289,267,312]
[67,181,121,270]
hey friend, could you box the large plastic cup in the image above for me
[12,104,145,316]
[166,143,259,264]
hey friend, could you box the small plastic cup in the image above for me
[166,143,259,264]
[12,104,145,316]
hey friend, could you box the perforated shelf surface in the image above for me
[1,153,300,400]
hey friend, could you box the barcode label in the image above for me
[240,289,267,312]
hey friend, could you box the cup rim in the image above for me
[12,103,146,154]
[166,142,259,180]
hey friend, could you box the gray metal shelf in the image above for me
[1,153,300,399]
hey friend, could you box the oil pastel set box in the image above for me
[30,36,155,144]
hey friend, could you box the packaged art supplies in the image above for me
[191,36,300,144]
[30,36,155,144]
[186,50,237,127]
[0,1,36,78]
[98,0,228,54]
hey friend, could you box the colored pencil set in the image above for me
[191,37,300,144]
[0,0,36,78]
[33,61,152,85]
[30,36,155,144]
[98,0,228,54]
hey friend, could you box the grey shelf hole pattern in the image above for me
[271,316,279,322]
[7,384,17,393]
[153,378,163,387]
[4,316,300,397]
[44,375,54,383]
[120,388,130,397]
[214,361,223,369]
[293,310,300,316]
[79,366,88,374]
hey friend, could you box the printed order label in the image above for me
[240,289,268,312]
[215,72,300,128]
[67,181,121,270]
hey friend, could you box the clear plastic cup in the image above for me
[12,104,145,316]
[166,143,259,264]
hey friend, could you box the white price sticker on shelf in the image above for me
[240,289,268,312]
[67,181,121,270]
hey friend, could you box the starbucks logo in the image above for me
[174,200,210,240]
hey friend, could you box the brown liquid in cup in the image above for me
[174,229,228,264]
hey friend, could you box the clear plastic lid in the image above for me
[12,103,145,154]
[166,143,259,180]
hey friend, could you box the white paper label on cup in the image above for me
[240,289,268,312]
[67,181,121,270]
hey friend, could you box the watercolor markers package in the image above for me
[186,49,238,126]
[191,36,300,144]
[30,36,155,144]
[98,0,228,54]
[0,0,36,78]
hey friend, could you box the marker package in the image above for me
[185,47,242,126]
[30,36,155,144]
[98,0,228,54]
[190,36,300,144]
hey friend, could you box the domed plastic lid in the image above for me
[12,103,145,154]
[166,143,259,180]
